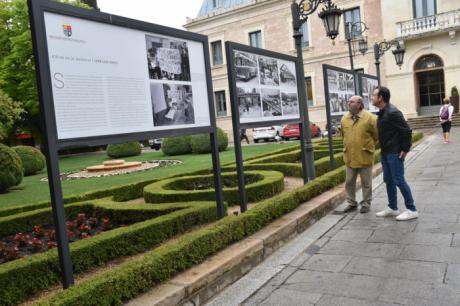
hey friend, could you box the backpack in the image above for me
[440,106,450,120]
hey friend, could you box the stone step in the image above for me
[407,114,460,129]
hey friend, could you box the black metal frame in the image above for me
[225,41,305,213]
[322,64,357,169]
[28,0,225,289]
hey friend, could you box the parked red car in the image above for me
[282,123,321,140]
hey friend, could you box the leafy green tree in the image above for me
[0,89,23,142]
[0,0,91,142]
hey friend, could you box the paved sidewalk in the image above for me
[206,130,460,306]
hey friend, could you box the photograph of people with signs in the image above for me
[237,86,262,118]
[261,88,281,117]
[281,91,299,115]
[326,69,355,115]
[258,56,279,86]
[146,35,191,81]
[234,51,259,86]
[150,83,195,126]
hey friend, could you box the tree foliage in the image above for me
[0,88,23,142]
[0,0,91,140]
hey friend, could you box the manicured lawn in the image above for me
[0,142,297,209]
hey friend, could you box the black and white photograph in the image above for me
[258,56,279,86]
[327,70,338,92]
[324,66,356,116]
[234,51,259,85]
[237,86,262,118]
[360,76,379,112]
[279,61,297,87]
[150,83,195,126]
[281,91,299,115]
[146,35,191,81]
[346,74,354,92]
[261,88,281,117]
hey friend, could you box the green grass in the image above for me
[0,143,297,209]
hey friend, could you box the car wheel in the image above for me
[254,139,259,143]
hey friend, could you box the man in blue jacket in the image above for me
[371,86,418,221]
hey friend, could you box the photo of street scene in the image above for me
[326,68,355,115]
[261,88,281,117]
[234,51,259,86]
[258,56,279,86]
[279,61,297,87]
[150,83,195,126]
[146,35,191,81]
[237,86,262,118]
[360,76,379,112]
[281,91,299,115]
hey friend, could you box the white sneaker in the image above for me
[396,210,419,221]
[376,207,400,217]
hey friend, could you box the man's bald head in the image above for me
[348,95,364,114]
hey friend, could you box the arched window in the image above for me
[414,54,443,71]
[415,54,445,110]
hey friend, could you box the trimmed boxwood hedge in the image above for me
[144,170,284,205]
[36,165,349,306]
[12,145,46,176]
[190,127,229,154]
[161,135,192,156]
[0,200,220,305]
[0,144,23,193]
[106,142,142,158]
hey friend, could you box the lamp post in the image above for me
[291,0,342,182]
[374,39,406,85]
[344,21,368,71]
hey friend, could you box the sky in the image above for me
[97,0,204,29]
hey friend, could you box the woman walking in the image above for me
[439,98,454,144]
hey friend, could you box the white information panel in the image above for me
[233,50,300,124]
[44,12,211,140]
[360,75,379,113]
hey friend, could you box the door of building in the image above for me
[415,54,445,116]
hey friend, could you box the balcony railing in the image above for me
[396,10,460,38]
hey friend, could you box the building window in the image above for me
[344,7,361,39]
[413,0,436,18]
[211,40,223,66]
[214,91,227,117]
[249,31,262,48]
[305,77,314,107]
[211,0,218,9]
[300,22,309,48]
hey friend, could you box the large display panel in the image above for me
[228,45,301,126]
[324,65,356,116]
[358,73,379,113]
[44,12,211,142]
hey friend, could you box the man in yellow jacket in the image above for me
[341,95,378,213]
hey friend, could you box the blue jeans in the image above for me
[381,153,416,211]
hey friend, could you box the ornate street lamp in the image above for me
[291,0,343,179]
[345,21,368,71]
[373,39,406,85]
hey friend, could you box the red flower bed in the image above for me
[0,213,119,263]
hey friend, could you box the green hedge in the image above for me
[161,135,192,156]
[37,166,348,306]
[12,145,46,176]
[0,200,220,305]
[106,142,142,158]
[0,144,23,193]
[144,170,284,205]
[190,127,229,154]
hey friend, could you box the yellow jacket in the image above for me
[340,110,378,168]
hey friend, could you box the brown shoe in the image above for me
[360,206,370,213]
[344,204,358,213]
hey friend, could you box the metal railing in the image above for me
[396,10,460,38]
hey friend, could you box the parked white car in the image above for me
[252,126,283,143]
